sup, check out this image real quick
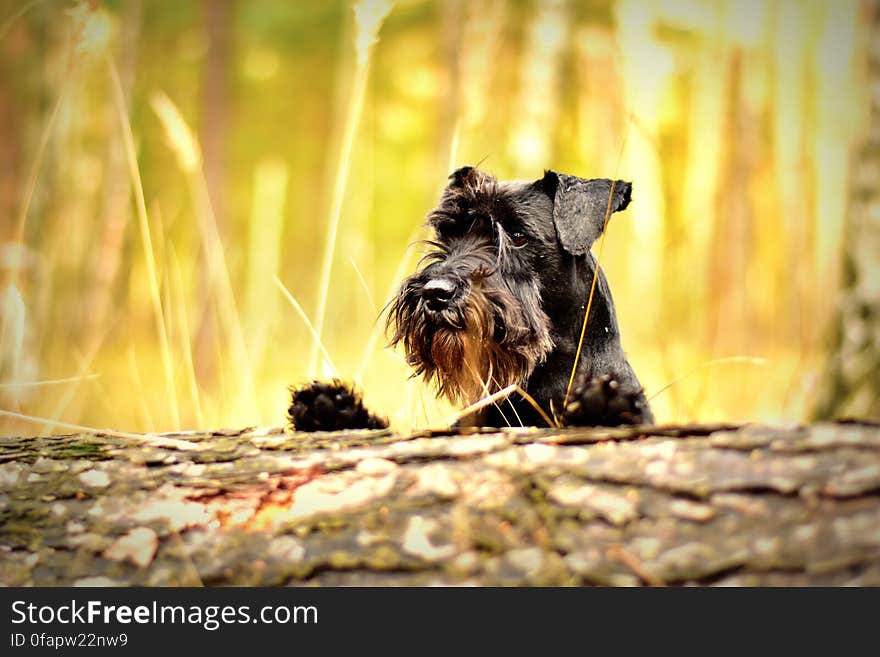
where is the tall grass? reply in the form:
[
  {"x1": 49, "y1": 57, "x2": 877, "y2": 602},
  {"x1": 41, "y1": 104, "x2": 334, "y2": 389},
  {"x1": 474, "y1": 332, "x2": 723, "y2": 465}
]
[
  {"x1": 0, "y1": 0, "x2": 869, "y2": 436},
  {"x1": 150, "y1": 90, "x2": 259, "y2": 425},
  {"x1": 308, "y1": 0, "x2": 394, "y2": 379},
  {"x1": 109, "y1": 57, "x2": 180, "y2": 429}
]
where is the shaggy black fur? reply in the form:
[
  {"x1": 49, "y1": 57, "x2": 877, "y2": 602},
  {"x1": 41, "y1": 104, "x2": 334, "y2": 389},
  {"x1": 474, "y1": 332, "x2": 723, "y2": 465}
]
[
  {"x1": 388, "y1": 165, "x2": 653, "y2": 428},
  {"x1": 287, "y1": 380, "x2": 388, "y2": 432},
  {"x1": 562, "y1": 374, "x2": 651, "y2": 427},
  {"x1": 289, "y1": 165, "x2": 652, "y2": 432}
]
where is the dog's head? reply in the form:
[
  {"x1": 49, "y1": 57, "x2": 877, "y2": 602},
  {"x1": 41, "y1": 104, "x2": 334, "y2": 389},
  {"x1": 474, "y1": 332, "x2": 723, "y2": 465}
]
[{"x1": 387, "y1": 165, "x2": 632, "y2": 405}]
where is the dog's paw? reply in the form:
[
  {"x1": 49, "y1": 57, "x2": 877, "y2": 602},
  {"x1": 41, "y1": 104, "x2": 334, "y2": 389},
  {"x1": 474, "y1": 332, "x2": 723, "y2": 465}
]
[
  {"x1": 288, "y1": 380, "x2": 389, "y2": 432},
  {"x1": 562, "y1": 374, "x2": 651, "y2": 427}
]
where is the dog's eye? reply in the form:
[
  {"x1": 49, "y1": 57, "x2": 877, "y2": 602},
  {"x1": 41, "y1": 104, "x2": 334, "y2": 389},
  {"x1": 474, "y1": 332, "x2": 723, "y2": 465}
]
[
  {"x1": 510, "y1": 232, "x2": 528, "y2": 247},
  {"x1": 434, "y1": 220, "x2": 461, "y2": 238}
]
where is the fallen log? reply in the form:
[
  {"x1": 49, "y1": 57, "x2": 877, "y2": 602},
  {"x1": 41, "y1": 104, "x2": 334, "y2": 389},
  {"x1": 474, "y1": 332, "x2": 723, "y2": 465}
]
[{"x1": 1, "y1": 421, "x2": 879, "y2": 586}]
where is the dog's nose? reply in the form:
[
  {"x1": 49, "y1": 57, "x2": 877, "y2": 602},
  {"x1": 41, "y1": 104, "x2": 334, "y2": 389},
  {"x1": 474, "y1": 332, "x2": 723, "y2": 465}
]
[{"x1": 422, "y1": 278, "x2": 456, "y2": 311}]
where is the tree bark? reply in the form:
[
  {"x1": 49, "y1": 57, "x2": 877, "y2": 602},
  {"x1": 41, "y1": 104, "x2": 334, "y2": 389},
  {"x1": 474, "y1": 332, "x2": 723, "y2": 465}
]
[
  {"x1": 812, "y1": 0, "x2": 880, "y2": 421},
  {"x1": 1, "y1": 421, "x2": 879, "y2": 586}
]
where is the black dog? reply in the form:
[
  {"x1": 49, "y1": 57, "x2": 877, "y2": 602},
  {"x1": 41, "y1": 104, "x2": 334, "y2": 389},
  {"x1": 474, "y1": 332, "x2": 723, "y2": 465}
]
[
  {"x1": 386, "y1": 166, "x2": 652, "y2": 428},
  {"x1": 289, "y1": 166, "x2": 651, "y2": 431}
]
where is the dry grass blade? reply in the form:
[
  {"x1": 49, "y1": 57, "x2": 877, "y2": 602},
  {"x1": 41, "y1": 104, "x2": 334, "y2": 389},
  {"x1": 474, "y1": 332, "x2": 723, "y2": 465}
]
[
  {"x1": 647, "y1": 356, "x2": 767, "y2": 402},
  {"x1": 513, "y1": 385, "x2": 557, "y2": 428},
  {"x1": 108, "y1": 56, "x2": 180, "y2": 429},
  {"x1": 15, "y1": 89, "x2": 65, "y2": 248},
  {"x1": 350, "y1": 256, "x2": 378, "y2": 316},
  {"x1": 0, "y1": 374, "x2": 99, "y2": 389},
  {"x1": 0, "y1": 285, "x2": 25, "y2": 392},
  {"x1": 0, "y1": 409, "x2": 207, "y2": 451},
  {"x1": 446, "y1": 118, "x2": 461, "y2": 173},
  {"x1": 309, "y1": 0, "x2": 394, "y2": 378},
  {"x1": 273, "y1": 275, "x2": 339, "y2": 379},
  {"x1": 0, "y1": 408, "x2": 152, "y2": 440},
  {"x1": 563, "y1": 119, "x2": 632, "y2": 411},
  {"x1": 149, "y1": 91, "x2": 201, "y2": 172},
  {"x1": 562, "y1": 179, "x2": 618, "y2": 410},
  {"x1": 353, "y1": 0, "x2": 394, "y2": 66},
  {"x1": 355, "y1": 229, "x2": 425, "y2": 384},
  {"x1": 14, "y1": 54, "x2": 72, "y2": 260},
  {"x1": 0, "y1": 0, "x2": 47, "y2": 41},
  {"x1": 169, "y1": 245, "x2": 205, "y2": 427},
  {"x1": 607, "y1": 544, "x2": 665, "y2": 586},
  {"x1": 442, "y1": 384, "x2": 518, "y2": 426},
  {"x1": 127, "y1": 345, "x2": 155, "y2": 432},
  {"x1": 40, "y1": 333, "x2": 109, "y2": 436},
  {"x1": 246, "y1": 159, "x2": 288, "y2": 367},
  {"x1": 442, "y1": 383, "x2": 556, "y2": 428},
  {"x1": 151, "y1": 89, "x2": 259, "y2": 424},
  {"x1": 13, "y1": 2, "x2": 100, "y2": 269}
]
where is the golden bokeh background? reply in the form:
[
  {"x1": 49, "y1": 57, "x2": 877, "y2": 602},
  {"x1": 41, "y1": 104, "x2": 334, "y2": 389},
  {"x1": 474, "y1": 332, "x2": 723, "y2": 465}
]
[{"x1": 0, "y1": 0, "x2": 872, "y2": 435}]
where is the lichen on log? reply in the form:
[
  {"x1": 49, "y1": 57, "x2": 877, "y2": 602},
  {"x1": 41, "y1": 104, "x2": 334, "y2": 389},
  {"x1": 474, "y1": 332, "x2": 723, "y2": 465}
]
[{"x1": 1, "y1": 421, "x2": 879, "y2": 586}]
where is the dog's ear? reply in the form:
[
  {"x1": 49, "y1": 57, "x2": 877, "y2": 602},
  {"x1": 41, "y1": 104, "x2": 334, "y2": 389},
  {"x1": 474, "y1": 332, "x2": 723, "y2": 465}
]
[
  {"x1": 448, "y1": 166, "x2": 478, "y2": 188},
  {"x1": 537, "y1": 170, "x2": 632, "y2": 256}
]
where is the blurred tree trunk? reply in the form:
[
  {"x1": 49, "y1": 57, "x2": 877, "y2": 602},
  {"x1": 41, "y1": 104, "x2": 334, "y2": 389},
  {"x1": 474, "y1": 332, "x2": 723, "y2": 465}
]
[
  {"x1": 200, "y1": 0, "x2": 231, "y2": 229},
  {"x1": 87, "y1": 0, "x2": 142, "y2": 339},
  {"x1": 707, "y1": 50, "x2": 756, "y2": 357},
  {"x1": 438, "y1": 0, "x2": 462, "y2": 172},
  {"x1": 812, "y1": 0, "x2": 880, "y2": 421},
  {"x1": 0, "y1": 23, "x2": 23, "y2": 244},
  {"x1": 194, "y1": 0, "x2": 233, "y2": 381}
]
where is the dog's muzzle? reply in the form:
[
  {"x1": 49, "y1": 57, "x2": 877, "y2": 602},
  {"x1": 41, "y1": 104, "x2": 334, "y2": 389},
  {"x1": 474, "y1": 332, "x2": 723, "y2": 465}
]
[{"x1": 421, "y1": 277, "x2": 457, "y2": 312}]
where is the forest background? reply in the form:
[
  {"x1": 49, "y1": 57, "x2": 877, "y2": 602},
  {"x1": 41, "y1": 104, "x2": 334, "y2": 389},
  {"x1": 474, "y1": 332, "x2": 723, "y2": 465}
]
[{"x1": 0, "y1": 0, "x2": 873, "y2": 436}]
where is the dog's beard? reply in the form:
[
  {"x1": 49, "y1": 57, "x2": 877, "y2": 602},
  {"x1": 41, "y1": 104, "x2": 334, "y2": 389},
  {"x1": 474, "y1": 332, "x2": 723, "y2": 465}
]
[{"x1": 388, "y1": 278, "x2": 553, "y2": 406}]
